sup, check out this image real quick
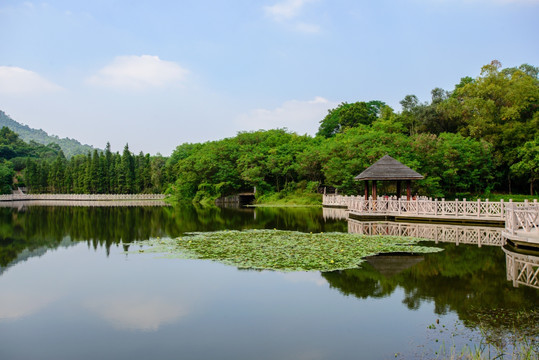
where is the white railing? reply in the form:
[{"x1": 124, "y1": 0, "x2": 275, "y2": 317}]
[
  {"x1": 0, "y1": 193, "x2": 167, "y2": 202},
  {"x1": 504, "y1": 200, "x2": 539, "y2": 235},
  {"x1": 0, "y1": 200, "x2": 168, "y2": 208},
  {"x1": 323, "y1": 194, "x2": 509, "y2": 221}
]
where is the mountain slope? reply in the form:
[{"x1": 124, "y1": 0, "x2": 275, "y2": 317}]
[{"x1": 0, "y1": 110, "x2": 98, "y2": 158}]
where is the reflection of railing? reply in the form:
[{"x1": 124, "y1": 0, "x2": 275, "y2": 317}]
[
  {"x1": 0, "y1": 200, "x2": 169, "y2": 208},
  {"x1": 503, "y1": 247, "x2": 539, "y2": 289},
  {"x1": 348, "y1": 220, "x2": 504, "y2": 247},
  {"x1": 0, "y1": 194, "x2": 167, "y2": 201},
  {"x1": 323, "y1": 195, "x2": 508, "y2": 221},
  {"x1": 322, "y1": 207, "x2": 349, "y2": 220},
  {"x1": 503, "y1": 201, "x2": 539, "y2": 244}
]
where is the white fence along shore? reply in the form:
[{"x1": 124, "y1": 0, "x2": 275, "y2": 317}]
[{"x1": 0, "y1": 193, "x2": 167, "y2": 202}]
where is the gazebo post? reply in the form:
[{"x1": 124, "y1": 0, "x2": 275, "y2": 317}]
[
  {"x1": 372, "y1": 181, "x2": 377, "y2": 200},
  {"x1": 396, "y1": 180, "x2": 401, "y2": 199},
  {"x1": 364, "y1": 181, "x2": 369, "y2": 200},
  {"x1": 406, "y1": 180, "x2": 411, "y2": 201}
]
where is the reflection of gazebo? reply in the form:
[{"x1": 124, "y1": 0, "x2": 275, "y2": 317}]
[{"x1": 354, "y1": 155, "x2": 424, "y2": 201}]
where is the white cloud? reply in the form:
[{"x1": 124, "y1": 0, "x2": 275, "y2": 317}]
[
  {"x1": 0, "y1": 66, "x2": 62, "y2": 95},
  {"x1": 0, "y1": 292, "x2": 58, "y2": 321},
  {"x1": 236, "y1": 96, "x2": 337, "y2": 135},
  {"x1": 264, "y1": 1, "x2": 321, "y2": 33},
  {"x1": 86, "y1": 55, "x2": 189, "y2": 90},
  {"x1": 264, "y1": 0, "x2": 316, "y2": 21},
  {"x1": 85, "y1": 295, "x2": 187, "y2": 331}
]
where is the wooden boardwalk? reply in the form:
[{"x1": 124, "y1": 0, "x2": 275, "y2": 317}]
[
  {"x1": 324, "y1": 195, "x2": 539, "y2": 248},
  {"x1": 324, "y1": 195, "x2": 508, "y2": 222}
]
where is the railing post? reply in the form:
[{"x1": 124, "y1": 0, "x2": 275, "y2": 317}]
[
  {"x1": 477, "y1": 199, "x2": 480, "y2": 218},
  {"x1": 455, "y1": 198, "x2": 459, "y2": 217},
  {"x1": 500, "y1": 199, "x2": 503, "y2": 220},
  {"x1": 434, "y1": 198, "x2": 438, "y2": 216}
]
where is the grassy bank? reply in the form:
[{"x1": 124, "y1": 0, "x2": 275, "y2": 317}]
[{"x1": 254, "y1": 192, "x2": 322, "y2": 206}]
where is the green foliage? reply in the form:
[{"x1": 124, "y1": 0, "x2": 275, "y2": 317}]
[
  {"x1": 23, "y1": 142, "x2": 166, "y2": 194},
  {"x1": 317, "y1": 101, "x2": 386, "y2": 138},
  {"x1": 167, "y1": 129, "x2": 314, "y2": 202},
  {"x1": 511, "y1": 137, "x2": 539, "y2": 195},
  {"x1": 134, "y1": 229, "x2": 442, "y2": 272},
  {"x1": 0, "y1": 161, "x2": 14, "y2": 194}
]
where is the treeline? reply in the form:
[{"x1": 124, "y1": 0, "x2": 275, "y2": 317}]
[
  {"x1": 1, "y1": 60, "x2": 537, "y2": 199},
  {"x1": 24, "y1": 143, "x2": 166, "y2": 194},
  {"x1": 165, "y1": 61, "x2": 538, "y2": 201},
  {"x1": 0, "y1": 126, "x2": 66, "y2": 194},
  {"x1": 0, "y1": 125, "x2": 167, "y2": 195}
]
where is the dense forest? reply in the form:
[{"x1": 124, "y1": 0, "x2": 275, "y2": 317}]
[
  {"x1": 0, "y1": 110, "x2": 97, "y2": 158},
  {"x1": 0, "y1": 61, "x2": 537, "y2": 200},
  {"x1": 164, "y1": 61, "x2": 538, "y2": 201},
  {"x1": 0, "y1": 127, "x2": 166, "y2": 194}
]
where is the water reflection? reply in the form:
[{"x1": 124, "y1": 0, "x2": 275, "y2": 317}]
[
  {"x1": 84, "y1": 294, "x2": 188, "y2": 331},
  {"x1": 0, "y1": 205, "x2": 537, "y2": 359},
  {"x1": 348, "y1": 220, "x2": 504, "y2": 247},
  {"x1": 503, "y1": 246, "x2": 539, "y2": 289},
  {"x1": 0, "y1": 205, "x2": 346, "y2": 275}
]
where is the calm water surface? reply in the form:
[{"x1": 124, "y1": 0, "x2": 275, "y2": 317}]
[{"x1": 0, "y1": 205, "x2": 537, "y2": 360}]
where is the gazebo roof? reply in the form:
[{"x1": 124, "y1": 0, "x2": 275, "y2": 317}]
[{"x1": 354, "y1": 155, "x2": 424, "y2": 181}]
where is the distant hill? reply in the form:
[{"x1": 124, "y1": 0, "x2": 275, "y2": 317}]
[{"x1": 0, "y1": 110, "x2": 98, "y2": 158}]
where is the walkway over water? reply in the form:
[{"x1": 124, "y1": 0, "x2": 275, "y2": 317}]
[{"x1": 324, "y1": 194, "x2": 539, "y2": 248}]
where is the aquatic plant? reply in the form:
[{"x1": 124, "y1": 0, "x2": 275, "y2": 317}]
[{"x1": 133, "y1": 229, "x2": 442, "y2": 272}]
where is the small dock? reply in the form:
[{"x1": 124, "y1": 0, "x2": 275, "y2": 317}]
[{"x1": 324, "y1": 195, "x2": 539, "y2": 248}]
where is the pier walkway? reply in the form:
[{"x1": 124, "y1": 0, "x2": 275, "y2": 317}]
[{"x1": 323, "y1": 194, "x2": 539, "y2": 248}]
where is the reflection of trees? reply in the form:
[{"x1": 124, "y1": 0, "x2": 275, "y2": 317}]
[
  {"x1": 0, "y1": 205, "x2": 346, "y2": 269},
  {"x1": 322, "y1": 243, "x2": 539, "y2": 344}
]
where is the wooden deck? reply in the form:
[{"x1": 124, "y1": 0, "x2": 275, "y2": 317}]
[
  {"x1": 324, "y1": 195, "x2": 539, "y2": 248},
  {"x1": 502, "y1": 202, "x2": 539, "y2": 247}
]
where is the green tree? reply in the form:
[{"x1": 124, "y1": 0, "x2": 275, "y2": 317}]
[
  {"x1": 511, "y1": 138, "x2": 539, "y2": 195},
  {"x1": 317, "y1": 101, "x2": 385, "y2": 138}
]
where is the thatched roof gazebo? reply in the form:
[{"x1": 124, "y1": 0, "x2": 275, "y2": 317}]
[{"x1": 355, "y1": 155, "x2": 424, "y2": 201}]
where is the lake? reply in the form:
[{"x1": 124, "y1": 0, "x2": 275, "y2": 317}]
[{"x1": 0, "y1": 204, "x2": 537, "y2": 360}]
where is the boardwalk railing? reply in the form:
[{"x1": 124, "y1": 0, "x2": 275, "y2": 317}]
[
  {"x1": 323, "y1": 195, "x2": 507, "y2": 221},
  {"x1": 348, "y1": 220, "x2": 504, "y2": 247},
  {"x1": 504, "y1": 200, "x2": 539, "y2": 234},
  {"x1": 0, "y1": 194, "x2": 167, "y2": 202}
]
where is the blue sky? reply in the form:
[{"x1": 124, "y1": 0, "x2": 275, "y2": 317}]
[{"x1": 1, "y1": 0, "x2": 538, "y2": 155}]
